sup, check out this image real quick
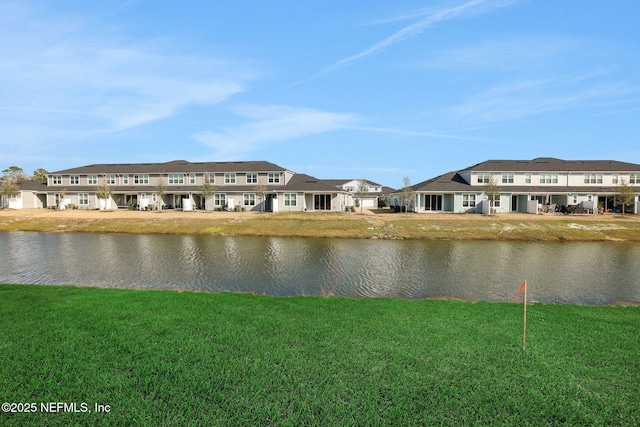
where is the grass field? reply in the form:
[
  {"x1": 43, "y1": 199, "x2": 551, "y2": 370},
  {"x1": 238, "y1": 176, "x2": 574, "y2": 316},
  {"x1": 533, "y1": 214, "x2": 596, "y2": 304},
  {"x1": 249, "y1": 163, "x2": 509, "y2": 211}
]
[{"x1": 1, "y1": 285, "x2": 638, "y2": 426}]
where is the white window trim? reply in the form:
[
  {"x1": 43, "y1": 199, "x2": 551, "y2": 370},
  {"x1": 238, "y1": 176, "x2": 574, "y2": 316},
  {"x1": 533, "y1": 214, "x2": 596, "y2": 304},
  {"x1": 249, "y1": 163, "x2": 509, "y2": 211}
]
[
  {"x1": 501, "y1": 174, "x2": 514, "y2": 184},
  {"x1": 477, "y1": 173, "x2": 490, "y2": 184},
  {"x1": 168, "y1": 174, "x2": 184, "y2": 185},
  {"x1": 284, "y1": 193, "x2": 297, "y2": 207},
  {"x1": 243, "y1": 193, "x2": 256, "y2": 206},
  {"x1": 462, "y1": 194, "x2": 476, "y2": 208},
  {"x1": 268, "y1": 173, "x2": 281, "y2": 184},
  {"x1": 214, "y1": 193, "x2": 226, "y2": 206}
]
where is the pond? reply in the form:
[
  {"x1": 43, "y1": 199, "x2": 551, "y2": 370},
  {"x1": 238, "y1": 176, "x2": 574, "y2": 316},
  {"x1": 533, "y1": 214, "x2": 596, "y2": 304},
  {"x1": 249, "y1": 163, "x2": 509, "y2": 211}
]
[{"x1": 1, "y1": 232, "x2": 639, "y2": 304}]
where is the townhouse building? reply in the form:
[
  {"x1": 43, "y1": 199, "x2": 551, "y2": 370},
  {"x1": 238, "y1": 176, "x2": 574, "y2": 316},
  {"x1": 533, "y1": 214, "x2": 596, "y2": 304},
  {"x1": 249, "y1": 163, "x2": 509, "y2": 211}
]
[
  {"x1": 12, "y1": 160, "x2": 348, "y2": 212},
  {"x1": 392, "y1": 158, "x2": 640, "y2": 214}
]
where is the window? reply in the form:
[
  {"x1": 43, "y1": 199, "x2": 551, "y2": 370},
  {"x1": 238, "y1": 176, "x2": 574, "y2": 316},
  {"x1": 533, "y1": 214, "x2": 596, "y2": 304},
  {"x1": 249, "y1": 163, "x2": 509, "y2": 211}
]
[
  {"x1": 612, "y1": 174, "x2": 619, "y2": 185},
  {"x1": 107, "y1": 175, "x2": 116, "y2": 185},
  {"x1": 243, "y1": 193, "x2": 255, "y2": 206},
  {"x1": 214, "y1": 194, "x2": 226, "y2": 207},
  {"x1": 268, "y1": 173, "x2": 281, "y2": 184},
  {"x1": 501, "y1": 174, "x2": 514, "y2": 184},
  {"x1": 206, "y1": 174, "x2": 215, "y2": 184},
  {"x1": 246, "y1": 173, "x2": 257, "y2": 184},
  {"x1": 88, "y1": 175, "x2": 97, "y2": 185},
  {"x1": 225, "y1": 173, "x2": 236, "y2": 184},
  {"x1": 70, "y1": 175, "x2": 79, "y2": 185},
  {"x1": 630, "y1": 174, "x2": 640, "y2": 184},
  {"x1": 189, "y1": 174, "x2": 196, "y2": 185},
  {"x1": 477, "y1": 173, "x2": 490, "y2": 184},
  {"x1": 462, "y1": 194, "x2": 476, "y2": 208},
  {"x1": 122, "y1": 175, "x2": 129, "y2": 185},
  {"x1": 490, "y1": 195, "x2": 501, "y2": 208},
  {"x1": 540, "y1": 174, "x2": 558, "y2": 184},
  {"x1": 584, "y1": 174, "x2": 603, "y2": 184},
  {"x1": 168, "y1": 174, "x2": 184, "y2": 184},
  {"x1": 78, "y1": 193, "x2": 89, "y2": 206},
  {"x1": 52, "y1": 175, "x2": 62, "y2": 185},
  {"x1": 284, "y1": 193, "x2": 297, "y2": 207},
  {"x1": 525, "y1": 173, "x2": 532, "y2": 184},
  {"x1": 134, "y1": 174, "x2": 149, "y2": 184}
]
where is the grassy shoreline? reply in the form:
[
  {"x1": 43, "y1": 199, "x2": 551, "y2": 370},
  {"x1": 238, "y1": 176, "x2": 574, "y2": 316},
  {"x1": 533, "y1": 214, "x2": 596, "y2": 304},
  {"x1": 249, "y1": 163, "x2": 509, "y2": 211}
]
[
  {"x1": 2, "y1": 209, "x2": 640, "y2": 241},
  {"x1": 1, "y1": 284, "x2": 638, "y2": 426}
]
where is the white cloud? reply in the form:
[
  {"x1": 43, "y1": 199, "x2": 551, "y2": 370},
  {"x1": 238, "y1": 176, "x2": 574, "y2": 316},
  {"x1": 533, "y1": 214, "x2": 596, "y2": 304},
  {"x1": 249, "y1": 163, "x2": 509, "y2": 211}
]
[
  {"x1": 293, "y1": 0, "x2": 520, "y2": 86},
  {"x1": 420, "y1": 36, "x2": 582, "y2": 72},
  {"x1": 0, "y1": 2, "x2": 254, "y2": 147},
  {"x1": 192, "y1": 105, "x2": 359, "y2": 158},
  {"x1": 451, "y1": 72, "x2": 640, "y2": 122}
]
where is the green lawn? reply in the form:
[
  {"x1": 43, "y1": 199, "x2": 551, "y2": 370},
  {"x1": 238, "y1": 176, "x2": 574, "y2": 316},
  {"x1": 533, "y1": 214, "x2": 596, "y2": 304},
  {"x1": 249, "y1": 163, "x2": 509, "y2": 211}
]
[{"x1": 1, "y1": 285, "x2": 638, "y2": 426}]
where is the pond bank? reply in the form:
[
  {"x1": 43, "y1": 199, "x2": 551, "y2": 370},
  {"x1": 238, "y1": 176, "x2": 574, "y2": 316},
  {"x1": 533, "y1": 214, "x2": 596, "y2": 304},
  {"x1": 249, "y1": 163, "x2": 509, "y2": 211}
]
[{"x1": 1, "y1": 208, "x2": 640, "y2": 241}]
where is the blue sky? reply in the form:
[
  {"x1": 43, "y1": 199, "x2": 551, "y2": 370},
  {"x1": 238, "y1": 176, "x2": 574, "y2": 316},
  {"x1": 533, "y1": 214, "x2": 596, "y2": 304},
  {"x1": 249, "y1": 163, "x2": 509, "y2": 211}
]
[{"x1": 1, "y1": 0, "x2": 639, "y2": 188}]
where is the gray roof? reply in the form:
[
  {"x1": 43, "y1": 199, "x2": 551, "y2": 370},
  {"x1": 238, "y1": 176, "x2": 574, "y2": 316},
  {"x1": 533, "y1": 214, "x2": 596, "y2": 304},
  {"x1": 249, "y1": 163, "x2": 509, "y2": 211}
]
[
  {"x1": 463, "y1": 157, "x2": 640, "y2": 173},
  {"x1": 410, "y1": 172, "x2": 470, "y2": 192},
  {"x1": 404, "y1": 157, "x2": 640, "y2": 194},
  {"x1": 50, "y1": 160, "x2": 289, "y2": 175},
  {"x1": 17, "y1": 180, "x2": 48, "y2": 191},
  {"x1": 284, "y1": 174, "x2": 347, "y2": 193}
]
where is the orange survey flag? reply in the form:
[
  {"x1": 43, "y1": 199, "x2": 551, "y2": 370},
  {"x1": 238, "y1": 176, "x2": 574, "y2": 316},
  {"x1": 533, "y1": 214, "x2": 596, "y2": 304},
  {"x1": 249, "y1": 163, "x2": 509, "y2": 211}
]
[{"x1": 513, "y1": 281, "x2": 526, "y2": 302}]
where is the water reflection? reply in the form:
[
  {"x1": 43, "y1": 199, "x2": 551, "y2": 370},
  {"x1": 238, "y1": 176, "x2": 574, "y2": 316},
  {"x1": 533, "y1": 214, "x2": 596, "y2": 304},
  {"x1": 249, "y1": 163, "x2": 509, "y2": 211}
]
[{"x1": 1, "y1": 232, "x2": 639, "y2": 305}]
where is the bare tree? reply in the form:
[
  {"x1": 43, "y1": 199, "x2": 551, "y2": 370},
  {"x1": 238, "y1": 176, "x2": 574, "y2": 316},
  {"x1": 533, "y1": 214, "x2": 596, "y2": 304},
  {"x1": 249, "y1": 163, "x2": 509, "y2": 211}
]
[
  {"x1": 401, "y1": 176, "x2": 412, "y2": 213},
  {"x1": 355, "y1": 180, "x2": 369, "y2": 213},
  {"x1": 200, "y1": 176, "x2": 216, "y2": 210},
  {"x1": 483, "y1": 176, "x2": 501, "y2": 215},
  {"x1": 614, "y1": 179, "x2": 635, "y2": 218},
  {"x1": 155, "y1": 176, "x2": 167, "y2": 210},
  {"x1": 253, "y1": 184, "x2": 268, "y2": 212},
  {"x1": 95, "y1": 180, "x2": 114, "y2": 210}
]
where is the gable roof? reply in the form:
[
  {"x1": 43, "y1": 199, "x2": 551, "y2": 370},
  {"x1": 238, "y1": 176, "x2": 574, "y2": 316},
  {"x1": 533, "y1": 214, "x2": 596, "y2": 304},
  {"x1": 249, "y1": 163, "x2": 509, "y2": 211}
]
[
  {"x1": 50, "y1": 160, "x2": 289, "y2": 175},
  {"x1": 409, "y1": 172, "x2": 471, "y2": 192},
  {"x1": 463, "y1": 157, "x2": 640, "y2": 173},
  {"x1": 284, "y1": 174, "x2": 348, "y2": 192}
]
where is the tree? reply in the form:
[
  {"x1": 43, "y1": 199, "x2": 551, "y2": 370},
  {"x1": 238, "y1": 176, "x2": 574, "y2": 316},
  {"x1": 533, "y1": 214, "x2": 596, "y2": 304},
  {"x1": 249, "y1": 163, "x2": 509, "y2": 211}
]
[
  {"x1": 614, "y1": 179, "x2": 635, "y2": 218},
  {"x1": 253, "y1": 184, "x2": 268, "y2": 212},
  {"x1": 95, "y1": 181, "x2": 114, "y2": 210},
  {"x1": 400, "y1": 176, "x2": 413, "y2": 213},
  {"x1": 484, "y1": 176, "x2": 501, "y2": 215},
  {"x1": 355, "y1": 180, "x2": 369, "y2": 213},
  {"x1": 0, "y1": 179, "x2": 19, "y2": 208},
  {"x1": 32, "y1": 168, "x2": 49, "y2": 181},
  {"x1": 155, "y1": 176, "x2": 167, "y2": 210},
  {"x1": 200, "y1": 176, "x2": 216, "y2": 210},
  {"x1": 2, "y1": 166, "x2": 27, "y2": 182}
]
